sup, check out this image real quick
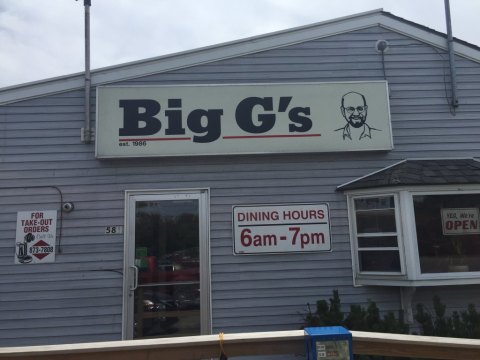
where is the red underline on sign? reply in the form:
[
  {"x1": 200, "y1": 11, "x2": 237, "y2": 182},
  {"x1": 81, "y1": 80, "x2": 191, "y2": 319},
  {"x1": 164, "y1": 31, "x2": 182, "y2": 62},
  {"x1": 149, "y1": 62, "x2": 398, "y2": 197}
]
[
  {"x1": 119, "y1": 137, "x2": 191, "y2": 141},
  {"x1": 223, "y1": 134, "x2": 322, "y2": 139}
]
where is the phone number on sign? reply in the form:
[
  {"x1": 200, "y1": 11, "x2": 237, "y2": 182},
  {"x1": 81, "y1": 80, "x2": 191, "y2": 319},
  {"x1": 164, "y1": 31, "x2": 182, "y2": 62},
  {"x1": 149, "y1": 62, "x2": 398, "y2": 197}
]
[{"x1": 29, "y1": 247, "x2": 54, "y2": 254}]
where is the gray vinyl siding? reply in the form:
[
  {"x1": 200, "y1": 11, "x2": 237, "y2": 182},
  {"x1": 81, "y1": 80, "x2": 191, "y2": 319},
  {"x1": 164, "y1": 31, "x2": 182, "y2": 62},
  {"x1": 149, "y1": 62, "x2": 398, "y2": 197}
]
[{"x1": 1, "y1": 25, "x2": 480, "y2": 346}]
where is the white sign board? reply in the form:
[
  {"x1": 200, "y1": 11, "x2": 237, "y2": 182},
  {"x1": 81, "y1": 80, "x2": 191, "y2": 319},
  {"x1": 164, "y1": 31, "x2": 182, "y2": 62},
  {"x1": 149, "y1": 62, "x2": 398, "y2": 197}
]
[
  {"x1": 233, "y1": 203, "x2": 331, "y2": 254},
  {"x1": 441, "y1": 208, "x2": 480, "y2": 235},
  {"x1": 96, "y1": 81, "x2": 392, "y2": 158},
  {"x1": 15, "y1": 210, "x2": 57, "y2": 264}
]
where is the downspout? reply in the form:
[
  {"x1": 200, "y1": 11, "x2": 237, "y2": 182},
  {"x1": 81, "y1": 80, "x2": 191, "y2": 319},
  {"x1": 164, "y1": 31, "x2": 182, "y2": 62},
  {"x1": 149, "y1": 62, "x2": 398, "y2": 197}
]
[
  {"x1": 444, "y1": 0, "x2": 459, "y2": 112},
  {"x1": 82, "y1": 0, "x2": 92, "y2": 143}
]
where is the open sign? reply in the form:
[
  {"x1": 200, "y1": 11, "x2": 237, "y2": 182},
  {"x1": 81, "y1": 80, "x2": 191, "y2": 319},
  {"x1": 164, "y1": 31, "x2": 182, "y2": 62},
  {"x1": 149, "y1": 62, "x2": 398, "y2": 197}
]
[{"x1": 441, "y1": 208, "x2": 480, "y2": 235}]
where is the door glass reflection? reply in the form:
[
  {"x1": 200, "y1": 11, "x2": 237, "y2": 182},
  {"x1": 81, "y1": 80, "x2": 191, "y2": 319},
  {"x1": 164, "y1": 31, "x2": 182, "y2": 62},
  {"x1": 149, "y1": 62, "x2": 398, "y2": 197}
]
[{"x1": 134, "y1": 200, "x2": 200, "y2": 338}]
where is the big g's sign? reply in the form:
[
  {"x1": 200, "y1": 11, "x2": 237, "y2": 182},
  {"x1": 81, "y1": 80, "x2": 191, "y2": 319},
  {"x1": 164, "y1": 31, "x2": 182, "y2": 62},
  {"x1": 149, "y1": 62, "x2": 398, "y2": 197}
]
[{"x1": 96, "y1": 82, "x2": 392, "y2": 158}]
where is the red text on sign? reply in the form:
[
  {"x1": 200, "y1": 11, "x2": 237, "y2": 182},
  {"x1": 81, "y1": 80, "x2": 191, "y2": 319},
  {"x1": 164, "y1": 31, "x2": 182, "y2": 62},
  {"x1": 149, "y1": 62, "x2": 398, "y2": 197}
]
[
  {"x1": 445, "y1": 220, "x2": 479, "y2": 231},
  {"x1": 240, "y1": 227, "x2": 325, "y2": 249}
]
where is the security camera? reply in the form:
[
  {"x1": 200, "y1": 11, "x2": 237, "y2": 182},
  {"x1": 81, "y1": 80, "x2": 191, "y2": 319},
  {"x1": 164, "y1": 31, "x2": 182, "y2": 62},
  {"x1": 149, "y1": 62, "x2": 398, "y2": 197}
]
[{"x1": 62, "y1": 202, "x2": 74, "y2": 213}]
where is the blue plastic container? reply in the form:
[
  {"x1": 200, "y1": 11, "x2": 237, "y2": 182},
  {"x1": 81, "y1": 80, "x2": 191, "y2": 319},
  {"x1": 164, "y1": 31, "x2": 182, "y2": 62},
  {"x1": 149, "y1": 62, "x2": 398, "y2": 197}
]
[{"x1": 304, "y1": 326, "x2": 353, "y2": 360}]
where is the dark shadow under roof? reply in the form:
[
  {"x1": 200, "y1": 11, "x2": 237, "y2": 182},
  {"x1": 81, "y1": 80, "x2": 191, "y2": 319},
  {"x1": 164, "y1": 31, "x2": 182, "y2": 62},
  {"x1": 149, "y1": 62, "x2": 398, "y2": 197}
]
[{"x1": 337, "y1": 159, "x2": 480, "y2": 191}]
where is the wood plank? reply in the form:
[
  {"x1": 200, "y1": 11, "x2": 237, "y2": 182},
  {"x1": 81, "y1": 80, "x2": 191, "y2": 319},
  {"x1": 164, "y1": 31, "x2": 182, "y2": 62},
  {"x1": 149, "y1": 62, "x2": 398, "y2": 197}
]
[
  {"x1": 2, "y1": 330, "x2": 480, "y2": 360},
  {"x1": 352, "y1": 331, "x2": 480, "y2": 359}
]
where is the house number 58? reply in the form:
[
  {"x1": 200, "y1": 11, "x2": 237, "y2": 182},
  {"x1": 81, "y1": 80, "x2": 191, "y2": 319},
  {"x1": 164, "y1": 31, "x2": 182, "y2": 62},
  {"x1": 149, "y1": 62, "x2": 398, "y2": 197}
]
[{"x1": 105, "y1": 226, "x2": 124, "y2": 234}]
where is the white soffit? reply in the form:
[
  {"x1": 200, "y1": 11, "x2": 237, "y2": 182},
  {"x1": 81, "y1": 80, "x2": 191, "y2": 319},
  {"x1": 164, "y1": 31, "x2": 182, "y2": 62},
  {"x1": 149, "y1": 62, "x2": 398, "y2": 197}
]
[{"x1": 1, "y1": 9, "x2": 480, "y2": 105}]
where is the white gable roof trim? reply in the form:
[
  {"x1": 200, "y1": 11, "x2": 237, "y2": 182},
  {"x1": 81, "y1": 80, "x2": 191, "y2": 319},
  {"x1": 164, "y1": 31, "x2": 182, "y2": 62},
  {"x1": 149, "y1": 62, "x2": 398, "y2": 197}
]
[{"x1": 1, "y1": 9, "x2": 480, "y2": 105}]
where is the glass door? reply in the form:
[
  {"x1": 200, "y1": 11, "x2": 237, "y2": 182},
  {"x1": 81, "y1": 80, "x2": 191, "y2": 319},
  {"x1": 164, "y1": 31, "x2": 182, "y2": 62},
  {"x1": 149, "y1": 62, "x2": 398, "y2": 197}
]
[{"x1": 124, "y1": 190, "x2": 210, "y2": 339}]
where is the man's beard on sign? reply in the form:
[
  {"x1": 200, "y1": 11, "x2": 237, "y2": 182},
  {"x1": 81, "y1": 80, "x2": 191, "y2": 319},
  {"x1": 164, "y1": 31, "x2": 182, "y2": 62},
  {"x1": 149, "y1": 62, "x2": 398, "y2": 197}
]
[{"x1": 348, "y1": 114, "x2": 366, "y2": 128}]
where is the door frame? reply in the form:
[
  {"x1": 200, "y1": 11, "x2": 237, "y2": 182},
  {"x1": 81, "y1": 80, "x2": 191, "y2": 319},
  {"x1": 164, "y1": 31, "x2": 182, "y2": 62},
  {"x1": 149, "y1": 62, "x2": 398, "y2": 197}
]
[{"x1": 122, "y1": 188, "x2": 211, "y2": 340}]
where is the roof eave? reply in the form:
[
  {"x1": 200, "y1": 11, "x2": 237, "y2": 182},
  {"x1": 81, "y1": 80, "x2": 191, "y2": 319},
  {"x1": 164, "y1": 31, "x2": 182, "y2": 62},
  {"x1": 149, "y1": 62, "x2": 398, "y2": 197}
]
[
  {"x1": 337, "y1": 157, "x2": 480, "y2": 192},
  {"x1": 0, "y1": 8, "x2": 385, "y2": 105},
  {"x1": 2, "y1": 8, "x2": 480, "y2": 105}
]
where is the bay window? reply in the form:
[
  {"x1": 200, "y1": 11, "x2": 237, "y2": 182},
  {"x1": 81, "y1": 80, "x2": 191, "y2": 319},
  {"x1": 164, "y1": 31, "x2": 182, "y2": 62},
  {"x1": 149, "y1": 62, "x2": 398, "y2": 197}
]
[{"x1": 347, "y1": 187, "x2": 480, "y2": 286}]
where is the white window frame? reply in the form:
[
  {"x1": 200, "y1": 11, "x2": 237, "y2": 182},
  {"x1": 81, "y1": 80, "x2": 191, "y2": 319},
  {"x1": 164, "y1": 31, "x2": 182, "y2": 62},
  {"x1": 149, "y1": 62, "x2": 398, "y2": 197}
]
[
  {"x1": 346, "y1": 185, "x2": 480, "y2": 287},
  {"x1": 350, "y1": 193, "x2": 405, "y2": 276}
]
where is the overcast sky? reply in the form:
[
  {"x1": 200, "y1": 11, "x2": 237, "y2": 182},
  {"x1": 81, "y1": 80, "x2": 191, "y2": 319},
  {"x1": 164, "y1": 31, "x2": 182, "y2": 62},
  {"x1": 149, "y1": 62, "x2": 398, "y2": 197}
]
[{"x1": 0, "y1": 0, "x2": 479, "y2": 88}]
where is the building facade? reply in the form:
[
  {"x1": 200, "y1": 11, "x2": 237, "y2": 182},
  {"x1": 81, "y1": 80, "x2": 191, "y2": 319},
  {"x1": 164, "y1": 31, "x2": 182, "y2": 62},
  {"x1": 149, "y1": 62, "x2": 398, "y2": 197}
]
[{"x1": 1, "y1": 10, "x2": 480, "y2": 347}]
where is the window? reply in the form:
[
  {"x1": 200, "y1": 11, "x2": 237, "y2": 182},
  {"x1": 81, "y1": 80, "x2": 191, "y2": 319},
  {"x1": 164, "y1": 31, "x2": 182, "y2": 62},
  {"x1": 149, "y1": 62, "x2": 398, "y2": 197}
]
[
  {"x1": 354, "y1": 196, "x2": 401, "y2": 273},
  {"x1": 413, "y1": 194, "x2": 480, "y2": 274},
  {"x1": 347, "y1": 188, "x2": 480, "y2": 286}
]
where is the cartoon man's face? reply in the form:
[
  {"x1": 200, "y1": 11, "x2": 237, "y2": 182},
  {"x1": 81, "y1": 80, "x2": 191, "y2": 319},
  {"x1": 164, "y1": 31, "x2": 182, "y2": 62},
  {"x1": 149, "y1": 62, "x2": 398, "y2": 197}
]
[{"x1": 341, "y1": 92, "x2": 368, "y2": 128}]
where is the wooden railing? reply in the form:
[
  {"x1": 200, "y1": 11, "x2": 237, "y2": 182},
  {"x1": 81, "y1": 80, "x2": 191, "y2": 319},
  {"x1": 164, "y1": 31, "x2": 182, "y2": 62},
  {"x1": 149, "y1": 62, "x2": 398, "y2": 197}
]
[{"x1": 1, "y1": 330, "x2": 480, "y2": 360}]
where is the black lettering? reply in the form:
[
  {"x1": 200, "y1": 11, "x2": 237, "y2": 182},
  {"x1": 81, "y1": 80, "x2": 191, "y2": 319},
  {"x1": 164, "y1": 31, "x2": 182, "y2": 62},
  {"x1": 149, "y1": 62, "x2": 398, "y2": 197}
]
[
  {"x1": 187, "y1": 109, "x2": 223, "y2": 143},
  {"x1": 288, "y1": 107, "x2": 312, "y2": 132},
  {"x1": 235, "y1": 97, "x2": 275, "y2": 133},
  {"x1": 119, "y1": 99, "x2": 161, "y2": 136},
  {"x1": 165, "y1": 99, "x2": 186, "y2": 135}
]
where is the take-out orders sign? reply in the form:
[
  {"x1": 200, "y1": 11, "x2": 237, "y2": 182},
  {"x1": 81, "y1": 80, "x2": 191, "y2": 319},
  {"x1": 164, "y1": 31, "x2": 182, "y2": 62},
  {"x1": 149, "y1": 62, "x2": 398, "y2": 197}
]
[
  {"x1": 233, "y1": 203, "x2": 331, "y2": 254},
  {"x1": 15, "y1": 210, "x2": 57, "y2": 264}
]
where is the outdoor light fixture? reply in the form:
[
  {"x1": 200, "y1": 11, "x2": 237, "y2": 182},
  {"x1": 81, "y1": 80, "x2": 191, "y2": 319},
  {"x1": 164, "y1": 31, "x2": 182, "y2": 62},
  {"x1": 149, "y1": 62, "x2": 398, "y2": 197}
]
[{"x1": 375, "y1": 39, "x2": 390, "y2": 53}]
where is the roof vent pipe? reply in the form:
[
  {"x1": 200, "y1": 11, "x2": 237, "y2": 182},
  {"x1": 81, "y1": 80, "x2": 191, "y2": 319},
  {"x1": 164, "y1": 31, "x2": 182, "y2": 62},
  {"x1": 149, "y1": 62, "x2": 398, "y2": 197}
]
[
  {"x1": 80, "y1": 0, "x2": 92, "y2": 143},
  {"x1": 444, "y1": 0, "x2": 459, "y2": 112}
]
